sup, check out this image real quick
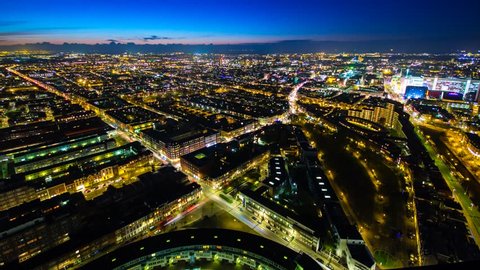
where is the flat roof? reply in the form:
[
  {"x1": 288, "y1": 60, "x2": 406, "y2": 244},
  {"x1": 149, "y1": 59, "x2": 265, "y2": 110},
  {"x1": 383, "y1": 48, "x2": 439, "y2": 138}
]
[
  {"x1": 8, "y1": 167, "x2": 201, "y2": 269},
  {"x1": 347, "y1": 244, "x2": 375, "y2": 267},
  {"x1": 143, "y1": 126, "x2": 216, "y2": 145},
  {"x1": 182, "y1": 142, "x2": 267, "y2": 179},
  {"x1": 240, "y1": 188, "x2": 321, "y2": 237},
  {"x1": 466, "y1": 132, "x2": 480, "y2": 150}
]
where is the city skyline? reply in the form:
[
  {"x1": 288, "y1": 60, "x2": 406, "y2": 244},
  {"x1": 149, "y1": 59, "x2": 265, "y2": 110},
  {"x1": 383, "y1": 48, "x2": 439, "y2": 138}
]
[{"x1": 1, "y1": 0, "x2": 480, "y2": 52}]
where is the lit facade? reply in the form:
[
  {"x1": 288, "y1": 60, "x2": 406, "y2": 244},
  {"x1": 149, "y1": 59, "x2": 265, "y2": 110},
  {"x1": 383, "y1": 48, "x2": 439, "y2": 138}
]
[
  {"x1": 238, "y1": 189, "x2": 321, "y2": 252},
  {"x1": 348, "y1": 102, "x2": 399, "y2": 129}
]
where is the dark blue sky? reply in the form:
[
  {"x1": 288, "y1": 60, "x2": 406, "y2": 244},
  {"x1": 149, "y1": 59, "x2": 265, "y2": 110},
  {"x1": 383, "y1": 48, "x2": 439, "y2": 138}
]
[{"x1": 1, "y1": 0, "x2": 479, "y2": 46}]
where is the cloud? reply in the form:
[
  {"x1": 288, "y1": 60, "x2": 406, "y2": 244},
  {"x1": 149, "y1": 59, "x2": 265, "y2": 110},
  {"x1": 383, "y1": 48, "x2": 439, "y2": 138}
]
[
  {"x1": 0, "y1": 25, "x2": 93, "y2": 38},
  {"x1": 106, "y1": 39, "x2": 119, "y2": 43},
  {"x1": 0, "y1": 31, "x2": 31, "y2": 36},
  {"x1": 0, "y1": 27, "x2": 87, "y2": 37},
  {"x1": 142, "y1": 35, "x2": 175, "y2": 41}
]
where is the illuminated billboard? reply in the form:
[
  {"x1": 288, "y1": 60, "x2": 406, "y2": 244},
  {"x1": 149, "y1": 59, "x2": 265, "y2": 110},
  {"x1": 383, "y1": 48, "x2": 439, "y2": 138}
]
[
  {"x1": 468, "y1": 81, "x2": 480, "y2": 92},
  {"x1": 396, "y1": 76, "x2": 478, "y2": 101},
  {"x1": 404, "y1": 86, "x2": 427, "y2": 99},
  {"x1": 443, "y1": 91, "x2": 464, "y2": 101},
  {"x1": 433, "y1": 79, "x2": 466, "y2": 93},
  {"x1": 466, "y1": 81, "x2": 480, "y2": 102},
  {"x1": 423, "y1": 77, "x2": 435, "y2": 90},
  {"x1": 427, "y1": 91, "x2": 442, "y2": 99}
]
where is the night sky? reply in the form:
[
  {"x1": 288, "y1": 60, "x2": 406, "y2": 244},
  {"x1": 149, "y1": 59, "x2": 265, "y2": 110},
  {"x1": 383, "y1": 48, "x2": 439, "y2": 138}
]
[{"x1": 1, "y1": 0, "x2": 479, "y2": 48}]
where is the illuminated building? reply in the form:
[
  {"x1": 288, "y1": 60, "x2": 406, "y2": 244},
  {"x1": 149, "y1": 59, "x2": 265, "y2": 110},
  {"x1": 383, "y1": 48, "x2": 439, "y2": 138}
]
[
  {"x1": 20, "y1": 141, "x2": 146, "y2": 182},
  {"x1": 13, "y1": 138, "x2": 116, "y2": 174},
  {"x1": 3, "y1": 167, "x2": 202, "y2": 269},
  {"x1": 397, "y1": 75, "x2": 424, "y2": 95},
  {"x1": 81, "y1": 229, "x2": 321, "y2": 270},
  {"x1": 464, "y1": 132, "x2": 480, "y2": 157},
  {"x1": 180, "y1": 142, "x2": 269, "y2": 187},
  {"x1": 0, "y1": 120, "x2": 113, "y2": 180},
  {"x1": 0, "y1": 184, "x2": 37, "y2": 212},
  {"x1": 0, "y1": 149, "x2": 153, "y2": 211},
  {"x1": 105, "y1": 106, "x2": 165, "y2": 133},
  {"x1": 142, "y1": 126, "x2": 218, "y2": 159},
  {"x1": 263, "y1": 156, "x2": 290, "y2": 196},
  {"x1": 0, "y1": 117, "x2": 112, "y2": 154},
  {"x1": 218, "y1": 119, "x2": 258, "y2": 140},
  {"x1": 473, "y1": 104, "x2": 479, "y2": 116},
  {"x1": 0, "y1": 193, "x2": 82, "y2": 265},
  {"x1": 404, "y1": 86, "x2": 428, "y2": 99},
  {"x1": 348, "y1": 101, "x2": 399, "y2": 129},
  {"x1": 184, "y1": 92, "x2": 288, "y2": 123},
  {"x1": 396, "y1": 75, "x2": 480, "y2": 101},
  {"x1": 238, "y1": 188, "x2": 321, "y2": 252},
  {"x1": 9, "y1": 133, "x2": 110, "y2": 164}
]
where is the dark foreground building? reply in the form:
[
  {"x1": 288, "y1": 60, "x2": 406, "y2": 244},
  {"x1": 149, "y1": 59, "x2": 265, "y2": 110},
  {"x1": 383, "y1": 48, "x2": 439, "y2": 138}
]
[{"x1": 82, "y1": 228, "x2": 321, "y2": 270}]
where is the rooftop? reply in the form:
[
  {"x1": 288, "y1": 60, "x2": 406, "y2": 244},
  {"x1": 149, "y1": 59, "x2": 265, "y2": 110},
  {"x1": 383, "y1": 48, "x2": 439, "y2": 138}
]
[{"x1": 81, "y1": 228, "x2": 321, "y2": 270}]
